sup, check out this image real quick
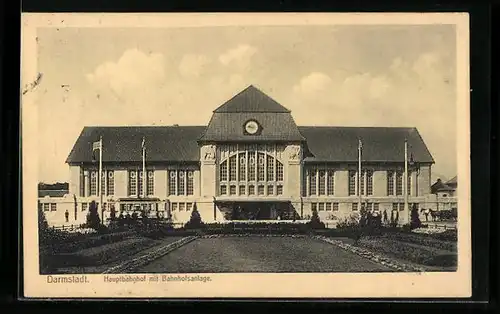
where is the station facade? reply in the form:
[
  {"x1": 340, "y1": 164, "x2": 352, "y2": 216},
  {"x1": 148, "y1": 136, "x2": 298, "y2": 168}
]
[{"x1": 42, "y1": 85, "x2": 436, "y2": 226}]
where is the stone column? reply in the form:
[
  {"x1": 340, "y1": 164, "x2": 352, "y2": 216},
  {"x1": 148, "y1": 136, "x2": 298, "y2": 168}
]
[
  {"x1": 285, "y1": 144, "x2": 302, "y2": 198},
  {"x1": 200, "y1": 144, "x2": 217, "y2": 198}
]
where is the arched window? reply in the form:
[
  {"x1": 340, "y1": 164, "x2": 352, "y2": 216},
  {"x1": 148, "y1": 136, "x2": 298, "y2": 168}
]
[{"x1": 219, "y1": 147, "x2": 284, "y2": 196}]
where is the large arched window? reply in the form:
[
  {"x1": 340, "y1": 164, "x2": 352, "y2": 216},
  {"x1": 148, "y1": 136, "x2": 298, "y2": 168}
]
[{"x1": 219, "y1": 150, "x2": 284, "y2": 196}]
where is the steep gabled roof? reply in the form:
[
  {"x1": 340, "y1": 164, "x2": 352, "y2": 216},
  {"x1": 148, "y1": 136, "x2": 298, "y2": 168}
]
[
  {"x1": 66, "y1": 126, "x2": 434, "y2": 164},
  {"x1": 66, "y1": 126, "x2": 205, "y2": 164},
  {"x1": 299, "y1": 126, "x2": 435, "y2": 163},
  {"x1": 213, "y1": 85, "x2": 291, "y2": 113}
]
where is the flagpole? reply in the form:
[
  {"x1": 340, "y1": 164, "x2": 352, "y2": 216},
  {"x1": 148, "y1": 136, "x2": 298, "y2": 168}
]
[
  {"x1": 358, "y1": 138, "x2": 362, "y2": 210},
  {"x1": 142, "y1": 137, "x2": 146, "y2": 199},
  {"x1": 99, "y1": 136, "x2": 103, "y2": 223},
  {"x1": 404, "y1": 138, "x2": 409, "y2": 221}
]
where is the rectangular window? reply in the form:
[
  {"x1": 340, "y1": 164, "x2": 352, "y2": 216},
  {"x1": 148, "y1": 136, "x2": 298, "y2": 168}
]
[
  {"x1": 220, "y1": 185, "x2": 227, "y2": 195},
  {"x1": 318, "y1": 203, "x2": 325, "y2": 211},
  {"x1": 107, "y1": 171, "x2": 114, "y2": 195},
  {"x1": 276, "y1": 185, "x2": 283, "y2": 195},
  {"x1": 50, "y1": 203, "x2": 57, "y2": 211},
  {"x1": 82, "y1": 203, "x2": 87, "y2": 211},
  {"x1": 407, "y1": 172, "x2": 412, "y2": 196},
  {"x1": 179, "y1": 203, "x2": 185, "y2": 211},
  {"x1": 360, "y1": 171, "x2": 365, "y2": 196},
  {"x1": 90, "y1": 171, "x2": 97, "y2": 195},
  {"x1": 276, "y1": 162, "x2": 284, "y2": 181},
  {"x1": 239, "y1": 185, "x2": 246, "y2": 195},
  {"x1": 311, "y1": 203, "x2": 317, "y2": 211},
  {"x1": 186, "y1": 203, "x2": 192, "y2": 211},
  {"x1": 147, "y1": 170, "x2": 154, "y2": 195},
  {"x1": 220, "y1": 161, "x2": 228, "y2": 181},
  {"x1": 352, "y1": 203, "x2": 358, "y2": 211},
  {"x1": 43, "y1": 203, "x2": 49, "y2": 212},
  {"x1": 229, "y1": 156, "x2": 237, "y2": 181},
  {"x1": 333, "y1": 203, "x2": 339, "y2": 211},
  {"x1": 229, "y1": 185, "x2": 237, "y2": 195},
  {"x1": 128, "y1": 170, "x2": 137, "y2": 195},
  {"x1": 387, "y1": 171, "x2": 394, "y2": 196},
  {"x1": 168, "y1": 171, "x2": 177, "y2": 195},
  {"x1": 267, "y1": 157, "x2": 275, "y2": 181},
  {"x1": 325, "y1": 203, "x2": 332, "y2": 211},
  {"x1": 258, "y1": 185, "x2": 265, "y2": 195},
  {"x1": 318, "y1": 170, "x2": 326, "y2": 195},
  {"x1": 138, "y1": 171, "x2": 144, "y2": 196},
  {"x1": 327, "y1": 170, "x2": 335, "y2": 195},
  {"x1": 80, "y1": 169, "x2": 85, "y2": 196},
  {"x1": 348, "y1": 170, "x2": 356, "y2": 196},
  {"x1": 187, "y1": 171, "x2": 194, "y2": 195},
  {"x1": 399, "y1": 203, "x2": 405, "y2": 211},
  {"x1": 374, "y1": 203, "x2": 379, "y2": 211},
  {"x1": 178, "y1": 171, "x2": 186, "y2": 195},
  {"x1": 392, "y1": 203, "x2": 398, "y2": 211},
  {"x1": 267, "y1": 185, "x2": 274, "y2": 195},
  {"x1": 171, "y1": 203, "x2": 178, "y2": 211},
  {"x1": 310, "y1": 169, "x2": 317, "y2": 195},
  {"x1": 248, "y1": 185, "x2": 255, "y2": 195},
  {"x1": 101, "y1": 172, "x2": 106, "y2": 196},
  {"x1": 396, "y1": 171, "x2": 403, "y2": 195},
  {"x1": 366, "y1": 170, "x2": 373, "y2": 195}
]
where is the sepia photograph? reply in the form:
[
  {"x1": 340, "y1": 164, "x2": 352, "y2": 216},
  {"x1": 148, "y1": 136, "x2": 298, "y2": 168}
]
[{"x1": 21, "y1": 12, "x2": 471, "y2": 298}]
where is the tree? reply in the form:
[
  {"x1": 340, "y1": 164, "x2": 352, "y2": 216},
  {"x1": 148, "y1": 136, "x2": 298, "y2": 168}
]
[
  {"x1": 410, "y1": 203, "x2": 422, "y2": 229},
  {"x1": 86, "y1": 200, "x2": 101, "y2": 230},
  {"x1": 307, "y1": 208, "x2": 325, "y2": 230},
  {"x1": 185, "y1": 203, "x2": 204, "y2": 229}
]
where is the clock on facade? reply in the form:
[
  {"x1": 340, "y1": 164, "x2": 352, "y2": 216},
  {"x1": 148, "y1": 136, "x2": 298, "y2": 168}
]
[{"x1": 244, "y1": 120, "x2": 260, "y2": 135}]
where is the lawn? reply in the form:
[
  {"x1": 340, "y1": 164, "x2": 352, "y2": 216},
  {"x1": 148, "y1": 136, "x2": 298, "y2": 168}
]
[{"x1": 135, "y1": 236, "x2": 395, "y2": 273}]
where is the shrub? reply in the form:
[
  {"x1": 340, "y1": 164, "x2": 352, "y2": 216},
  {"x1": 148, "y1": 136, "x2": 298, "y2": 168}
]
[
  {"x1": 306, "y1": 209, "x2": 325, "y2": 230},
  {"x1": 184, "y1": 203, "x2": 205, "y2": 229},
  {"x1": 86, "y1": 201, "x2": 101, "y2": 230}
]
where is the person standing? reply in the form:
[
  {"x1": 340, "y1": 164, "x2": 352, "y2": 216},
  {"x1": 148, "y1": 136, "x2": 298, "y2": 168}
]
[{"x1": 64, "y1": 209, "x2": 69, "y2": 223}]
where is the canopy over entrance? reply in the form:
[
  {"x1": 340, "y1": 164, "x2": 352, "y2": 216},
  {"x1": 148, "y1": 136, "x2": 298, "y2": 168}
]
[{"x1": 215, "y1": 199, "x2": 299, "y2": 220}]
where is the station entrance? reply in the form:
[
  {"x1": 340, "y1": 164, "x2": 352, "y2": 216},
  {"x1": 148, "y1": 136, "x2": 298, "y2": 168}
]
[{"x1": 216, "y1": 200, "x2": 299, "y2": 221}]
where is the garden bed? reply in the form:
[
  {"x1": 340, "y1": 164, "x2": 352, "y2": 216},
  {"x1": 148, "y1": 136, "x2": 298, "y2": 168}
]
[
  {"x1": 41, "y1": 237, "x2": 158, "y2": 269},
  {"x1": 355, "y1": 236, "x2": 457, "y2": 268},
  {"x1": 380, "y1": 232, "x2": 457, "y2": 251},
  {"x1": 40, "y1": 231, "x2": 136, "y2": 254}
]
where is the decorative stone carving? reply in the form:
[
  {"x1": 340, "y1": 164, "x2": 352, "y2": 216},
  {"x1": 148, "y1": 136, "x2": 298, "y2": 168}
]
[
  {"x1": 203, "y1": 145, "x2": 216, "y2": 161},
  {"x1": 288, "y1": 146, "x2": 301, "y2": 161}
]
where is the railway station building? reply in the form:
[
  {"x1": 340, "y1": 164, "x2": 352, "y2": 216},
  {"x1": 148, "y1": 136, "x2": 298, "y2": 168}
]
[{"x1": 41, "y1": 85, "x2": 436, "y2": 226}]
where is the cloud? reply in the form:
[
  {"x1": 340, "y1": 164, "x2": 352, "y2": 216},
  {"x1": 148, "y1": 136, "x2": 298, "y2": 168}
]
[
  {"x1": 293, "y1": 72, "x2": 333, "y2": 95},
  {"x1": 86, "y1": 48, "x2": 166, "y2": 97},
  {"x1": 178, "y1": 54, "x2": 211, "y2": 78},
  {"x1": 219, "y1": 44, "x2": 258, "y2": 71},
  {"x1": 289, "y1": 52, "x2": 456, "y2": 178}
]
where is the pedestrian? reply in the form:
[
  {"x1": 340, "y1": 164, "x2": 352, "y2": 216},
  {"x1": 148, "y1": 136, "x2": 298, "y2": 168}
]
[{"x1": 64, "y1": 209, "x2": 69, "y2": 223}]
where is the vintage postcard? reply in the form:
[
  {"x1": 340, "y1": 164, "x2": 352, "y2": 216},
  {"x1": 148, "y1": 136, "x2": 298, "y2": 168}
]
[{"x1": 21, "y1": 12, "x2": 471, "y2": 298}]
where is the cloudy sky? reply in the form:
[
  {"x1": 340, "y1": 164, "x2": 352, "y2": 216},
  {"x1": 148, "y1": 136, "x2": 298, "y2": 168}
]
[{"x1": 35, "y1": 24, "x2": 457, "y2": 183}]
